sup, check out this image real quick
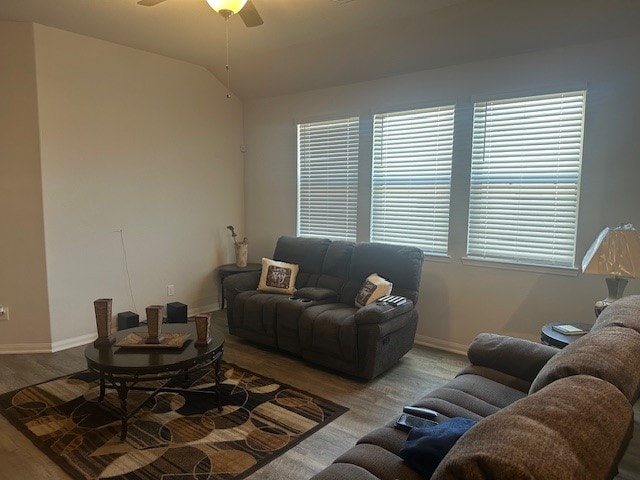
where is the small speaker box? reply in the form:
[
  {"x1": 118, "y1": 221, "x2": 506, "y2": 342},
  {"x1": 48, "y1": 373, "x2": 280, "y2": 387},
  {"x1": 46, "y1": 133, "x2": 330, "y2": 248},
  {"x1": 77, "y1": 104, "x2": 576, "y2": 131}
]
[
  {"x1": 117, "y1": 311, "x2": 140, "y2": 330},
  {"x1": 167, "y1": 302, "x2": 187, "y2": 323}
]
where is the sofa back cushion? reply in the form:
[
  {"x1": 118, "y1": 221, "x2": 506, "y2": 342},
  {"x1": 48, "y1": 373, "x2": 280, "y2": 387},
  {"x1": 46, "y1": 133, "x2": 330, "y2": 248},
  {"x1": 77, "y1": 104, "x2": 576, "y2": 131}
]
[
  {"x1": 591, "y1": 294, "x2": 640, "y2": 334},
  {"x1": 432, "y1": 375, "x2": 633, "y2": 480},
  {"x1": 342, "y1": 242, "x2": 424, "y2": 305},
  {"x1": 529, "y1": 325, "x2": 640, "y2": 402},
  {"x1": 273, "y1": 236, "x2": 331, "y2": 287},
  {"x1": 315, "y1": 240, "x2": 356, "y2": 292}
]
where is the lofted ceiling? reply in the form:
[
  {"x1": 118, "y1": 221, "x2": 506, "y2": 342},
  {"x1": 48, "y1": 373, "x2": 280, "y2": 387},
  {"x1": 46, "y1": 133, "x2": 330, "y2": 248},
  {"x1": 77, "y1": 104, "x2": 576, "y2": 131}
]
[{"x1": 1, "y1": 0, "x2": 639, "y2": 100}]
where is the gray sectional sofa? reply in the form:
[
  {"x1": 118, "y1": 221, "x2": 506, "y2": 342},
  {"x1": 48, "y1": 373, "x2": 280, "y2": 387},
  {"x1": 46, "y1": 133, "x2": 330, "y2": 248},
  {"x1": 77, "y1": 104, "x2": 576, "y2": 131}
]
[
  {"x1": 310, "y1": 295, "x2": 640, "y2": 479},
  {"x1": 223, "y1": 236, "x2": 424, "y2": 379}
]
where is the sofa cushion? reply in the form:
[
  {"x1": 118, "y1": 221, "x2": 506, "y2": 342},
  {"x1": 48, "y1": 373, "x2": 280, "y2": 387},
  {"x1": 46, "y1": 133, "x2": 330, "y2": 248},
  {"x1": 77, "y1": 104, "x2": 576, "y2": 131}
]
[
  {"x1": 592, "y1": 294, "x2": 640, "y2": 334},
  {"x1": 357, "y1": 425, "x2": 409, "y2": 456},
  {"x1": 230, "y1": 290, "x2": 291, "y2": 345},
  {"x1": 332, "y1": 443, "x2": 423, "y2": 480},
  {"x1": 299, "y1": 304, "x2": 359, "y2": 364},
  {"x1": 355, "y1": 273, "x2": 392, "y2": 308},
  {"x1": 529, "y1": 325, "x2": 640, "y2": 402},
  {"x1": 322, "y1": 240, "x2": 355, "y2": 278},
  {"x1": 275, "y1": 296, "x2": 325, "y2": 355},
  {"x1": 273, "y1": 235, "x2": 331, "y2": 274},
  {"x1": 454, "y1": 365, "x2": 532, "y2": 394},
  {"x1": 310, "y1": 463, "x2": 383, "y2": 480},
  {"x1": 432, "y1": 375, "x2": 633, "y2": 480},
  {"x1": 294, "y1": 287, "x2": 339, "y2": 301},
  {"x1": 417, "y1": 373, "x2": 526, "y2": 420},
  {"x1": 258, "y1": 258, "x2": 299, "y2": 294}
]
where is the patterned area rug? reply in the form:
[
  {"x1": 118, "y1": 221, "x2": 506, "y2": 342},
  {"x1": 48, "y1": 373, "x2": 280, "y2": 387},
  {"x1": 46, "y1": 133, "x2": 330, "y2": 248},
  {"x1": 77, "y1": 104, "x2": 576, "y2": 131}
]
[{"x1": 0, "y1": 362, "x2": 347, "y2": 479}]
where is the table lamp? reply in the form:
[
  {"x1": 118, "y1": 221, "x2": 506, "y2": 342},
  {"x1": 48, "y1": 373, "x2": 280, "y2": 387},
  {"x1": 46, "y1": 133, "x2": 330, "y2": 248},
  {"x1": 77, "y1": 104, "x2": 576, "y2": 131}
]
[{"x1": 582, "y1": 224, "x2": 640, "y2": 316}]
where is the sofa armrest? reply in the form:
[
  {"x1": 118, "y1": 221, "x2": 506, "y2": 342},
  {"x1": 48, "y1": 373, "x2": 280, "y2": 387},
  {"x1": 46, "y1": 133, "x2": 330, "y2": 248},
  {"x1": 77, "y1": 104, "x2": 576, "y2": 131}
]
[
  {"x1": 354, "y1": 300, "x2": 414, "y2": 325},
  {"x1": 467, "y1": 333, "x2": 558, "y2": 383},
  {"x1": 223, "y1": 271, "x2": 261, "y2": 295},
  {"x1": 432, "y1": 375, "x2": 633, "y2": 480}
]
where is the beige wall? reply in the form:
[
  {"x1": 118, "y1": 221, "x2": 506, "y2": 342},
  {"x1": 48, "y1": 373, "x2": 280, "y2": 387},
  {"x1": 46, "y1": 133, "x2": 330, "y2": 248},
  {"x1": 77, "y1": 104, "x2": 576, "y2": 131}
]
[
  {"x1": 0, "y1": 22, "x2": 52, "y2": 350},
  {"x1": 32, "y1": 25, "x2": 244, "y2": 346},
  {"x1": 243, "y1": 34, "x2": 640, "y2": 352}
]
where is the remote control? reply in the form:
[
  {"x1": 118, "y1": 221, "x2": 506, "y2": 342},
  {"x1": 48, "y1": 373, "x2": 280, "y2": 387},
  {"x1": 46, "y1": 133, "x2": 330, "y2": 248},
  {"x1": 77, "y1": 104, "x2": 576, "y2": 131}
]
[
  {"x1": 377, "y1": 295, "x2": 407, "y2": 306},
  {"x1": 395, "y1": 413, "x2": 438, "y2": 432},
  {"x1": 402, "y1": 406, "x2": 438, "y2": 419}
]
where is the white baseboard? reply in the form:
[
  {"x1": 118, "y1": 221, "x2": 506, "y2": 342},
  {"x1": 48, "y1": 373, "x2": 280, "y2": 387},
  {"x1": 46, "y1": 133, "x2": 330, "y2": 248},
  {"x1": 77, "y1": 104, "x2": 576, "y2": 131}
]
[
  {"x1": 51, "y1": 333, "x2": 96, "y2": 352},
  {"x1": 0, "y1": 305, "x2": 221, "y2": 355},
  {"x1": 0, "y1": 343, "x2": 54, "y2": 354},
  {"x1": 414, "y1": 334, "x2": 468, "y2": 356},
  {"x1": 0, "y1": 332, "x2": 97, "y2": 354},
  {"x1": 5, "y1": 311, "x2": 468, "y2": 357},
  {"x1": 189, "y1": 303, "x2": 219, "y2": 316}
]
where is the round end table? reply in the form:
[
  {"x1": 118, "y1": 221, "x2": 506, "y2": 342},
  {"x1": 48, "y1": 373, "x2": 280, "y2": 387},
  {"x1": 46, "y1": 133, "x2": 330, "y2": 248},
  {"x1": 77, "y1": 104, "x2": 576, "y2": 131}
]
[{"x1": 540, "y1": 322, "x2": 592, "y2": 349}]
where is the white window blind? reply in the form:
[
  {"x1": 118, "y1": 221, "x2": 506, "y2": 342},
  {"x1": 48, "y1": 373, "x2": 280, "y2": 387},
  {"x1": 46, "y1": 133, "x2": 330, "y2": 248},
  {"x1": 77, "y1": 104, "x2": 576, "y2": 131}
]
[
  {"x1": 371, "y1": 106, "x2": 455, "y2": 254},
  {"x1": 297, "y1": 117, "x2": 359, "y2": 241},
  {"x1": 467, "y1": 91, "x2": 586, "y2": 267}
]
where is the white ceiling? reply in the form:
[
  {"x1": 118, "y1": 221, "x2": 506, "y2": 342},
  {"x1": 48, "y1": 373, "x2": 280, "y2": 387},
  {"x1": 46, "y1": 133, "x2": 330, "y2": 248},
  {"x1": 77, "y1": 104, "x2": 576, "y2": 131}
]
[{"x1": 1, "y1": 0, "x2": 639, "y2": 100}]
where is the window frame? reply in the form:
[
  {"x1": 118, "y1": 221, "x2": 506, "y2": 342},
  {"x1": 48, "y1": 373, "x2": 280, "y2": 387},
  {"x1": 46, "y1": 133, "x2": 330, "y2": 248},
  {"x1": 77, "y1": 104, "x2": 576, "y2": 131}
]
[
  {"x1": 464, "y1": 89, "x2": 587, "y2": 272},
  {"x1": 296, "y1": 115, "x2": 360, "y2": 242},
  {"x1": 370, "y1": 104, "x2": 456, "y2": 256}
]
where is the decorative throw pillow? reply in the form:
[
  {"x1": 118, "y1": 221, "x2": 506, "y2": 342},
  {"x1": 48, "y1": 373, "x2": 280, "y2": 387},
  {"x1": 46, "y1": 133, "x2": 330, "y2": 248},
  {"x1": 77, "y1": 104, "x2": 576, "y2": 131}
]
[
  {"x1": 355, "y1": 273, "x2": 392, "y2": 308},
  {"x1": 257, "y1": 258, "x2": 299, "y2": 294}
]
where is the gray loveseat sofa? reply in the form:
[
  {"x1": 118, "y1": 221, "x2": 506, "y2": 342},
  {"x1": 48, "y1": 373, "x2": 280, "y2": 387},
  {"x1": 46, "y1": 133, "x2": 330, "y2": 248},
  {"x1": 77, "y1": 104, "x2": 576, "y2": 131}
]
[
  {"x1": 312, "y1": 295, "x2": 640, "y2": 479},
  {"x1": 223, "y1": 236, "x2": 424, "y2": 379}
]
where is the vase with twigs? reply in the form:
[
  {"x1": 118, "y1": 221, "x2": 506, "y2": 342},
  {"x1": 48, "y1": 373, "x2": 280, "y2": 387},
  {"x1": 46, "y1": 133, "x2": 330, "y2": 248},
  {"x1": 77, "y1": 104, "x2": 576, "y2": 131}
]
[{"x1": 227, "y1": 225, "x2": 248, "y2": 267}]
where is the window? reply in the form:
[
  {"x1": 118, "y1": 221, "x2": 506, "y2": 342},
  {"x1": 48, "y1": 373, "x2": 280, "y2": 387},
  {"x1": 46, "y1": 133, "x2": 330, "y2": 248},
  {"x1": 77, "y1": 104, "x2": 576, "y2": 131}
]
[
  {"x1": 467, "y1": 91, "x2": 586, "y2": 268},
  {"x1": 297, "y1": 117, "x2": 359, "y2": 241},
  {"x1": 371, "y1": 106, "x2": 455, "y2": 254}
]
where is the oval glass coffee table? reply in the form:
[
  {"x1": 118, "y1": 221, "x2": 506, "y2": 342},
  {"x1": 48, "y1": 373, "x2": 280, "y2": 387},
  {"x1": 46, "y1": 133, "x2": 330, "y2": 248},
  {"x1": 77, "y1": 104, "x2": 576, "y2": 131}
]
[{"x1": 84, "y1": 323, "x2": 224, "y2": 441}]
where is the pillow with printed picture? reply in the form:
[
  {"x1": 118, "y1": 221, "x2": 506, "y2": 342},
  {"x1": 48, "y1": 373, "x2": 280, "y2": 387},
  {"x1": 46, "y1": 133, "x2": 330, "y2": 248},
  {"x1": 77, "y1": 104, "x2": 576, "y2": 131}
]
[
  {"x1": 355, "y1": 273, "x2": 392, "y2": 308},
  {"x1": 257, "y1": 258, "x2": 299, "y2": 295}
]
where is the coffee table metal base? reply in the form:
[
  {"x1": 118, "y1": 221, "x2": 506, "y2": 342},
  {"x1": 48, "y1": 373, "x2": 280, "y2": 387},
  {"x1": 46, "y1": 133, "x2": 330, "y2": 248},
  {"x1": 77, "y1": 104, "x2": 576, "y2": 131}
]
[
  {"x1": 85, "y1": 323, "x2": 226, "y2": 442},
  {"x1": 90, "y1": 350, "x2": 223, "y2": 441}
]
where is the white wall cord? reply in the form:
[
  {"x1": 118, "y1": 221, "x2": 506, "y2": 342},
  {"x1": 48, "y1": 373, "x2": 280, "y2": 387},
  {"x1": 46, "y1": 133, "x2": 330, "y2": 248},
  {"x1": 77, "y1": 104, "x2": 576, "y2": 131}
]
[{"x1": 116, "y1": 228, "x2": 138, "y2": 314}]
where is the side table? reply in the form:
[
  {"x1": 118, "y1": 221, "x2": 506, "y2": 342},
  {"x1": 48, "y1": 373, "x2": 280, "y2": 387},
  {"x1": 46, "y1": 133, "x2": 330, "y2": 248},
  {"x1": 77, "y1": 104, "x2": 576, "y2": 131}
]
[
  {"x1": 540, "y1": 322, "x2": 592, "y2": 348},
  {"x1": 218, "y1": 263, "x2": 261, "y2": 309}
]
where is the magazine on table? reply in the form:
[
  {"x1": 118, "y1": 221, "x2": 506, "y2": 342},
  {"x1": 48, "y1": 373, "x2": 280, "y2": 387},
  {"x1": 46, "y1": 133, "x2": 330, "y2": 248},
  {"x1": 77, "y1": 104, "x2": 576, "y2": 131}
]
[{"x1": 551, "y1": 324, "x2": 589, "y2": 335}]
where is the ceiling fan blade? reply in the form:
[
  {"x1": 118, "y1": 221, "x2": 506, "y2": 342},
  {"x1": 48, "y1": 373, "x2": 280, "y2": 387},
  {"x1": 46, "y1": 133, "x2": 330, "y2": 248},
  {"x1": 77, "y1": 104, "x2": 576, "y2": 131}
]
[
  {"x1": 137, "y1": 0, "x2": 167, "y2": 6},
  {"x1": 239, "y1": 0, "x2": 264, "y2": 27}
]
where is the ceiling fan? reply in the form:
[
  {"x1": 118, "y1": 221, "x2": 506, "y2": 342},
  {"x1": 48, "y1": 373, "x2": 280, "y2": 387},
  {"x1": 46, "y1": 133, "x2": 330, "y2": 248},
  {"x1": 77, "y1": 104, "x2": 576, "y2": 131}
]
[{"x1": 137, "y1": 0, "x2": 264, "y2": 27}]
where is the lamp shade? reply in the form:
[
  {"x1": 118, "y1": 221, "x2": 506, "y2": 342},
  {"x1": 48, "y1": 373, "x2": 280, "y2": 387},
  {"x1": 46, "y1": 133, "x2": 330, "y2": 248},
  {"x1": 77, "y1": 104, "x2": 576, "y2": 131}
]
[
  {"x1": 582, "y1": 224, "x2": 640, "y2": 278},
  {"x1": 205, "y1": 0, "x2": 248, "y2": 15}
]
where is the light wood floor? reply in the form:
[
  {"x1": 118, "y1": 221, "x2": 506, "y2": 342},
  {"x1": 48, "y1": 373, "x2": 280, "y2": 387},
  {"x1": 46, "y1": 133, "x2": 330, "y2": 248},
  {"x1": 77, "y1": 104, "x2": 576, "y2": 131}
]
[{"x1": 0, "y1": 311, "x2": 639, "y2": 479}]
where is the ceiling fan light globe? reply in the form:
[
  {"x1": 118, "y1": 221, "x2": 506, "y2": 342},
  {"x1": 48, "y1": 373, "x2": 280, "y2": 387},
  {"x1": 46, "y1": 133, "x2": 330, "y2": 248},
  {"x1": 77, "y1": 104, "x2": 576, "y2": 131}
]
[{"x1": 205, "y1": 0, "x2": 248, "y2": 16}]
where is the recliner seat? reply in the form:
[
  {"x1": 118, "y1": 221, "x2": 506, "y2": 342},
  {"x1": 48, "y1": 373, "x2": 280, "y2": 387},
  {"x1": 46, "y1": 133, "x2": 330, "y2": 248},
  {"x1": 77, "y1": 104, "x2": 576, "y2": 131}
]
[{"x1": 223, "y1": 236, "x2": 425, "y2": 379}]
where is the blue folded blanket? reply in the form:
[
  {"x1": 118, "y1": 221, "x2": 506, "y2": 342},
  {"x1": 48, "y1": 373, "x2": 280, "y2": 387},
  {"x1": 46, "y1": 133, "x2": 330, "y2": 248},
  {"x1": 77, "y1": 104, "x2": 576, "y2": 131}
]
[{"x1": 399, "y1": 417, "x2": 477, "y2": 477}]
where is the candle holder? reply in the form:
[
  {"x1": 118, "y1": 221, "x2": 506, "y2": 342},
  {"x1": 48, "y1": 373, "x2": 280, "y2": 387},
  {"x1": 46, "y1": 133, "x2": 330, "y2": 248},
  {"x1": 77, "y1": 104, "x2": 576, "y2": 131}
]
[
  {"x1": 195, "y1": 314, "x2": 212, "y2": 346},
  {"x1": 145, "y1": 305, "x2": 165, "y2": 344},
  {"x1": 93, "y1": 298, "x2": 113, "y2": 347}
]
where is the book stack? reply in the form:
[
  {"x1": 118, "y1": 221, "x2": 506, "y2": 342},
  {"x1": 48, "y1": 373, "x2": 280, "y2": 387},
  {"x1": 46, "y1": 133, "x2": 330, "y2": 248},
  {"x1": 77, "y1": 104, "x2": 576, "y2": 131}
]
[{"x1": 551, "y1": 324, "x2": 589, "y2": 335}]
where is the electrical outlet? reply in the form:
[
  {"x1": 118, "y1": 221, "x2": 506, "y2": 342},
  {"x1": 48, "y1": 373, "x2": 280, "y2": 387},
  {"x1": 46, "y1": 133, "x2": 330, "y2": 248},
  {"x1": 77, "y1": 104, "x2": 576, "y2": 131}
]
[
  {"x1": 167, "y1": 285, "x2": 175, "y2": 296},
  {"x1": 0, "y1": 305, "x2": 8, "y2": 321}
]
